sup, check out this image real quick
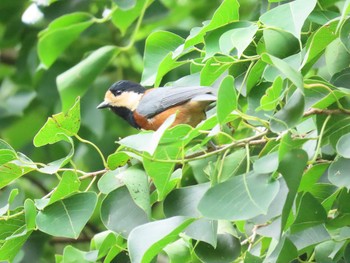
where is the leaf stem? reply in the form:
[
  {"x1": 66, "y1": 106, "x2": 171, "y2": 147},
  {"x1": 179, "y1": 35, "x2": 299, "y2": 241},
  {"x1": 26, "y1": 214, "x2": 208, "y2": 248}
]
[
  {"x1": 74, "y1": 134, "x2": 108, "y2": 167},
  {"x1": 309, "y1": 115, "x2": 331, "y2": 164}
]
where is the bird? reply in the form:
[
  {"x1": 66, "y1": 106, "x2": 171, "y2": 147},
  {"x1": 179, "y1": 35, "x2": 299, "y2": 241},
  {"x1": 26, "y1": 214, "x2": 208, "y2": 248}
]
[{"x1": 97, "y1": 80, "x2": 217, "y2": 131}]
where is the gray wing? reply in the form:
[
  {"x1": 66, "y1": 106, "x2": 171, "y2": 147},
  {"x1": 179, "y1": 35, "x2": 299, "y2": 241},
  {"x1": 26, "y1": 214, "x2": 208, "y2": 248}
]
[{"x1": 136, "y1": 86, "x2": 216, "y2": 118}]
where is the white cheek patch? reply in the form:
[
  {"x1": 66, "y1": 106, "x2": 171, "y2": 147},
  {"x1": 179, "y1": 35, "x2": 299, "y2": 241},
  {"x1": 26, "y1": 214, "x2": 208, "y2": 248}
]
[{"x1": 106, "y1": 91, "x2": 143, "y2": 111}]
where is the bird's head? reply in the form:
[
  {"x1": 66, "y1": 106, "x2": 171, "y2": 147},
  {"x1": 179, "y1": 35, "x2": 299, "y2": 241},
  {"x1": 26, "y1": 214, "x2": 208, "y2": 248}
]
[{"x1": 97, "y1": 80, "x2": 145, "y2": 112}]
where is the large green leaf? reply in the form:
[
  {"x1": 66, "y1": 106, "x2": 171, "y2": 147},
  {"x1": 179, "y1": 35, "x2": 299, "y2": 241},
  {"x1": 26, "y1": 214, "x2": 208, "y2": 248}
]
[
  {"x1": 36, "y1": 192, "x2": 97, "y2": 238},
  {"x1": 259, "y1": 76, "x2": 283, "y2": 111},
  {"x1": 100, "y1": 186, "x2": 149, "y2": 238},
  {"x1": 128, "y1": 216, "x2": 194, "y2": 263},
  {"x1": 57, "y1": 46, "x2": 117, "y2": 111},
  {"x1": 260, "y1": 0, "x2": 317, "y2": 40},
  {"x1": 336, "y1": 133, "x2": 350, "y2": 158},
  {"x1": 198, "y1": 172, "x2": 279, "y2": 220},
  {"x1": 38, "y1": 12, "x2": 94, "y2": 68},
  {"x1": 0, "y1": 163, "x2": 32, "y2": 189}
]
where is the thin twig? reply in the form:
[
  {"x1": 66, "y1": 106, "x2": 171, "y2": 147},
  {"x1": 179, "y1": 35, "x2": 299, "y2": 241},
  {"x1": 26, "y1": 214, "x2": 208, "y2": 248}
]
[{"x1": 304, "y1": 108, "x2": 350, "y2": 117}]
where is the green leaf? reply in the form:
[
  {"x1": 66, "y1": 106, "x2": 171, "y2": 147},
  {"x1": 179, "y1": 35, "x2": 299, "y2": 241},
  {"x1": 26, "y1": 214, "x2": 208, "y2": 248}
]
[
  {"x1": 200, "y1": 57, "x2": 232, "y2": 86},
  {"x1": 265, "y1": 237, "x2": 297, "y2": 263},
  {"x1": 57, "y1": 46, "x2": 117, "y2": 111},
  {"x1": 291, "y1": 192, "x2": 327, "y2": 232},
  {"x1": 328, "y1": 157, "x2": 350, "y2": 189},
  {"x1": 48, "y1": 171, "x2": 81, "y2": 205},
  {"x1": 198, "y1": 172, "x2": 279, "y2": 220},
  {"x1": 325, "y1": 38, "x2": 350, "y2": 76},
  {"x1": 263, "y1": 29, "x2": 299, "y2": 59},
  {"x1": 141, "y1": 31, "x2": 185, "y2": 86},
  {"x1": 0, "y1": 139, "x2": 17, "y2": 166},
  {"x1": 128, "y1": 216, "x2": 195, "y2": 263},
  {"x1": 336, "y1": 134, "x2": 350, "y2": 158},
  {"x1": 24, "y1": 199, "x2": 37, "y2": 231},
  {"x1": 111, "y1": 0, "x2": 150, "y2": 35},
  {"x1": 100, "y1": 186, "x2": 149, "y2": 237},
  {"x1": 194, "y1": 234, "x2": 241, "y2": 263},
  {"x1": 278, "y1": 149, "x2": 308, "y2": 231},
  {"x1": 113, "y1": 0, "x2": 136, "y2": 10},
  {"x1": 299, "y1": 163, "x2": 329, "y2": 192},
  {"x1": 253, "y1": 151, "x2": 279, "y2": 174},
  {"x1": 107, "y1": 152, "x2": 129, "y2": 170},
  {"x1": 259, "y1": 0, "x2": 317, "y2": 40},
  {"x1": 288, "y1": 224, "x2": 330, "y2": 251},
  {"x1": 184, "y1": 0, "x2": 240, "y2": 48},
  {"x1": 262, "y1": 53, "x2": 303, "y2": 91},
  {"x1": 33, "y1": 97, "x2": 80, "y2": 147},
  {"x1": 330, "y1": 67, "x2": 350, "y2": 89},
  {"x1": 217, "y1": 75, "x2": 236, "y2": 124},
  {"x1": 259, "y1": 76, "x2": 283, "y2": 111},
  {"x1": 38, "y1": 12, "x2": 94, "y2": 68},
  {"x1": 270, "y1": 89, "x2": 305, "y2": 133},
  {"x1": 340, "y1": 17, "x2": 350, "y2": 53},
  {"x1": 246, "y1": 60, "x2": 267, "y2": 94},
  {"x1": 164, "y1": 183, "x2": 210, "y2": 217},
  {"x1": 163, "y1": 239, "x2": 192, "y2": 263},
  {"x1": 0, "y1": 163, "x2": 32, "y2": 189},
  {"x1": 219, "y1": 23, "x2": 258, "y2": 57},
  {"x1": 36, "y1": 192, "x2": 97, "y2": 238},
  {"x1": 301, "y1": 20, "x2": 338, "y2": 73},
  {"x1": 62, "y1": 246, "x2": 94, "y2": 263}
]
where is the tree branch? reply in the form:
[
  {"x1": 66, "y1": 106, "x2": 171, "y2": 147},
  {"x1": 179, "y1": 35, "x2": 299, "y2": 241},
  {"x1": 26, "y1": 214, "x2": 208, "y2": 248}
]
[{"x1": 304, "y1": 108, "x2": 350, "y2": 117}]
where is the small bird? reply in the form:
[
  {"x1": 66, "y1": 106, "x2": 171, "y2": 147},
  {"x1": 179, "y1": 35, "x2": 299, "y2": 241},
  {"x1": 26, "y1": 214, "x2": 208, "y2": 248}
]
[{"x1": 97, "y1": 80, "x2": 217, "y2": 130}]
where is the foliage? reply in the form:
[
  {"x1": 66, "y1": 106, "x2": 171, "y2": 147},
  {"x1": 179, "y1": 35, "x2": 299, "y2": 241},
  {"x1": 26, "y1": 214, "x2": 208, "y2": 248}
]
[{"x1": 1, "y1": 0, "x2": 350, "y2": 262}]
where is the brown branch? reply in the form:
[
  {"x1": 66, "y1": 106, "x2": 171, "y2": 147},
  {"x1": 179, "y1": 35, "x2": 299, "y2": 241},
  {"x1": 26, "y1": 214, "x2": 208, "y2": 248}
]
[
  {"x1": 304, "y1": 108, "x2": 350, "y2": 117},
  {"x1": 50, "y1": 236, "x2": 91, "y2": 244}
]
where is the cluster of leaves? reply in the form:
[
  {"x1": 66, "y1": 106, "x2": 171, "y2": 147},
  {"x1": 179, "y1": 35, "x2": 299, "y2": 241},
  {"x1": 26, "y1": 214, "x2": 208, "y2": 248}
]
[{"x1": 2, "y1": 0, "x2": 350, "y2": 262}]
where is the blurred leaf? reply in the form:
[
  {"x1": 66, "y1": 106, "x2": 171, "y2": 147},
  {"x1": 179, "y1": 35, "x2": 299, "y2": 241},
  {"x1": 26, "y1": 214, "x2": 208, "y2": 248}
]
[
  {"x1": 164, "y1": 239, "x2": 192, "y2": 263},
  {"x1": 24, "y1": 199, "x2": 36, "y2": 231},
  {"x1": 270, "y1": 89, "x2": 305, "y2": 133},
  {"x1": 141, "y1": 31, "x2": 185, "y2": 86},
  {"x1": 62, "y1": 246, "x2": 95, "y2": 263},
  {"x1": 330, "y1": 67, "x2": 350, "y2": 89},
  {"x1": 128, "y1": 216, "x2": 194, "y2": 263},
  {"x1": 340, "y1": 17, "x2": 350, "y2": 53},
  {"x1": 217, "y1": 75, "x2": 236, "y2": 124},
  {"x1": 219, "y1": 23, "x2": 258, "y2": 57},
  {"x1": 336, "y1": 133, "x2": 350, "y2": 158},
  {"x1": 113, "y1": 0, "x2": 136, "y2": 10},
  {"x1": 198, "y1": 172, "x2": 279, "y2": 220},
  {"x1": 36, "y1": 192, "x2": 97, "y2": 238},
  {"x1": 112, "y1": 0, "x2": 150, "y2": 35},
  {"x1": 260, "y1": 0, "x2": 317, "y2": 40},
  {"x1": 33, "y1": 97, "x2": 80, "y2": 147},
  {"x1": 328, "y1": 157, "x2": 350, "y2": 189},
  {"x1": 246, "y1": 60, "x2": 267, "y2": 94},
  {"x1": 263, "y1": 29, "x2": 299, "y2": 59},
  {"x1": 38, "y1": 12, "x2": 94, "y2": 68},
  {"x1": 100, "y1": 186, "x2": 149, "y2": 238},
  {"x1": 57, "y1": 46, "x2": 117, "y2": 111},
  {"x1": 184, "y1": 0, "x2": 239, "y2": 48},
  {"x1": 194, "y1": 234, "x2": 241, "y2": 263}
]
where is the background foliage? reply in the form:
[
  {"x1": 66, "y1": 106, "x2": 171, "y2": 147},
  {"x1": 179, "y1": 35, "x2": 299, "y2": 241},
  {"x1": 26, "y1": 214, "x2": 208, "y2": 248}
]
[{"x1": 1, "y1": 0, "x2": 350, "y2": 262}]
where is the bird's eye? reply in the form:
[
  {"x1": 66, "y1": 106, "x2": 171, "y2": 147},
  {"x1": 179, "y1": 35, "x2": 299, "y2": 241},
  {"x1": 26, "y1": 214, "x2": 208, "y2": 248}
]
[{"x1": 113, "y1": 90, "x2": 122, "y2": 96}]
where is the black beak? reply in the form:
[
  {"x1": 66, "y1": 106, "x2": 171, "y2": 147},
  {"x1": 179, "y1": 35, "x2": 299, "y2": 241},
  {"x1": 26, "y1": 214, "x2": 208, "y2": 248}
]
[{"x1": 97, "y1": 101, "x2": 110, "y2": 109}]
